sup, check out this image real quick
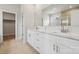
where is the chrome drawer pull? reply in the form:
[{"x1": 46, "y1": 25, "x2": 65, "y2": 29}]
[
  {"x1": 53, "y1": 44, "x2": 55, "y2": 51},
  {"x1": 56, "y1": 45, "x2": 59, "y2": 53}
]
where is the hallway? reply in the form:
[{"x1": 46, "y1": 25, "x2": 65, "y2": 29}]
[{"x1": 0, "y1": 39, "x2": 39, "y2": 54}]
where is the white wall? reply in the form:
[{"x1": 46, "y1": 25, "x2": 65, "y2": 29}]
[
  {"x1": 21, "y1": 4, "x2": 42, "y2": 42},
  {"x1": 40, "y1": 4, "x2": 51, "y2": 10},
  {"x1": 34, "y1": 5, "x2": 42, "y2": 26},
  {"x1": 0, "y1": 4, "x2": 21, "y2": 39},
  {"x1": 70, "y1": 9, "x2": 79, "y2": 34},
  {"x1": 21, "y1": 4, "x2": 35, "y2": 42}
]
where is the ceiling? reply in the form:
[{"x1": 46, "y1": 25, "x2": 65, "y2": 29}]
[{"x1": 40, "y1": 4, "x2": 79, "y2": 14}]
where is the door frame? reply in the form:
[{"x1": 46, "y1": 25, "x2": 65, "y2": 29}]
[{"x1": 0, "y1": 9, "x2": 17, "y2": 42}]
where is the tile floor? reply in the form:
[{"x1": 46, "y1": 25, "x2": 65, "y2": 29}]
[{"x1": 0, "y1": 39, "x2": 39, "y2": 54}]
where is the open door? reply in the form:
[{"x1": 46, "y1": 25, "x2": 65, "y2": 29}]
[{"x1": 3, "y1": 12, "x2": 15, "y2": 41}]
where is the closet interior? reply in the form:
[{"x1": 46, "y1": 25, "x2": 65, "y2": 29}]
[{"x1": 3, "y1": 12, "x2": 15, "y2": 41}]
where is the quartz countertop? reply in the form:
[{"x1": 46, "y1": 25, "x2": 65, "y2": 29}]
[{"x1": 28, "y1": 27, "x2": 79, "y2": 41}]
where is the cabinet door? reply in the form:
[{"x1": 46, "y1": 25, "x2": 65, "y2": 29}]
[
  {"x1": 49, "y1": 40, "x2": 57, "y2": 54},
  {"x1": 58, "y1": 37, "x2": 79, "y2": 54},
  {"x1": 40, "y1": 34, "x2": 57, "y2": 54},
  {"x1": 58, "y1": 43, "x2": 74, "y2": 54},
  {"x1": 27, "y1": 30, "x2": 32, "y2": 44},
  {"x1": 27, "y1": 30, "x2": 35, "y2": 46},
  {"x1": 27, "y1": 30, "x2": 41, "y2": 52},
  {"x1": 39, "y1": 33, "x2": 45, "y2": 54},
  {"x1": 49, "y1": 36, "x2": 59, "y2": 54},
  {"x1": 32, "y1": 32, "x2": 40, "y2": 52},
  {"x1": 34, "y1": 37, "x2": 41, "y2": 52},
  {"x1": 42, "y1": 37, "x2": 51, "y2": 54},
  {"x1": 0, "y1": 10, "x2": 3, "y2": 43}
]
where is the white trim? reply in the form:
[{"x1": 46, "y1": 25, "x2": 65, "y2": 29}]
[
  {"x1": 0, "y1": 9, "x2": 17, "y2": 14},
  {"x1": 0, "y1": 9, "x2": 18, "y2": 41},
  {"x1": 3, "y1": 33, "x2": 15, "y2": 36},
  {"x1": 0, "y1": 10, "x2": 3, "y2": 43}
]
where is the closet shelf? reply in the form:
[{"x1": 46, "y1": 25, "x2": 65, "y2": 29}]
[{"x1": 3, "y1": 19, "x2": 15, "y2": 22}]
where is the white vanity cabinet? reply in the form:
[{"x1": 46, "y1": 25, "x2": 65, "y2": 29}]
[
  {"x1": 49, "y1": 35, "x2": 79, "y2": 54},
  {"x1": 49, "y1": 36, "x2": 59, "y2": 54},
  {"x1": 41, "y1": 34, "x2": 74, "y2": 54},
  {"x1": 33, "y1": 32, "x2": 43, "y2": 52},
  {"x1": 27, "y1": 30, "x2": 52, "y2": 53},
  {"x1": 37, "y1": 33, "x2": 58, "y2": 54},
  {"x1": 56, "y1": 37, "x2": 74, "y2": 54},
  {"x1": 40, "y1": 34, "x2": 53, "y2": 54},
  {"x1": 57, "y1": 43, "x2": 73, "y2": 54},
  {"x1": 27, "y1": 30, "x2": 79, "y2": 54},
  {"x1": 58, "y1": 37, "x2": 79, "y2": 54},
  {"x1": 27, "y1": 30, "x2": 42, "y2": 52},
  {"x1": 27, "y1": 30, "x2": 35, "y2": 47},
  {"x1": 44, "y1": 34, "x2": 60, "y2": 54},
  {"x1": 47, "y1": 35, "x2": 79, "y2": 54}
]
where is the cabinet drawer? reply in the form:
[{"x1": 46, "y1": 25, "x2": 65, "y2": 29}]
[
  {"x1": 58, "y1": 37, "x2": 79, "y2": 49},
  {"x1": 58, "y1": 43, "x2": 75, "y2": 54},
  {"x1": 58, "y1": 43, "x2": 79, "y2": 54}
]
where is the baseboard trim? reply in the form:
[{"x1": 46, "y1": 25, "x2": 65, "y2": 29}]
[
  {"x1": 3, "y1": 33, "x2": 15, "y2": 36},
  {"x1": 27, "y1": 41, "x2": 40, "y2": 54},
  {"x1": 0, "y1": 42, "x2": 3, "y2": 47}
]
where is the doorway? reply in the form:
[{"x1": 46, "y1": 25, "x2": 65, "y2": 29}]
[{"x1": 3, "y1": 12, "x2": 16, "y2": 41}]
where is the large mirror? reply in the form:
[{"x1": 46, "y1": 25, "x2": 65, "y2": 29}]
[
  {"x1": 42, "y1": 4, "x2": 79, "y2": 26},
  {"x1": 41, "y1": 4, "x2": 79, "y2": 33}
]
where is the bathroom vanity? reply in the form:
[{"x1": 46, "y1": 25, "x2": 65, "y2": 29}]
[
  {"x1": 27, "y1": 5, "x2": 79, "y2": 54},
  {"x1": 27, "y1": 27, "x2": 79, "y2": 54}
]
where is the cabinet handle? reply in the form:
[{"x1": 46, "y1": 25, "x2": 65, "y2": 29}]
[
  {"x1": 53, "y1": 44, "x2": 55, "y2": 51},
  {"x1": 56, "y1": 45, "x2": 59, "y2": 53},
  {"x1": 58, "y1": 46, "x2": 60, "y2": 53}
]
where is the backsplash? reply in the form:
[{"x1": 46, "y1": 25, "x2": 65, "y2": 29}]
[
  {"x1": 69, "y1": 26, "x2": 79, "y2": 34},
  {"x1": 34, "y1": 26, "x2": 79, "y2": 35}
]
